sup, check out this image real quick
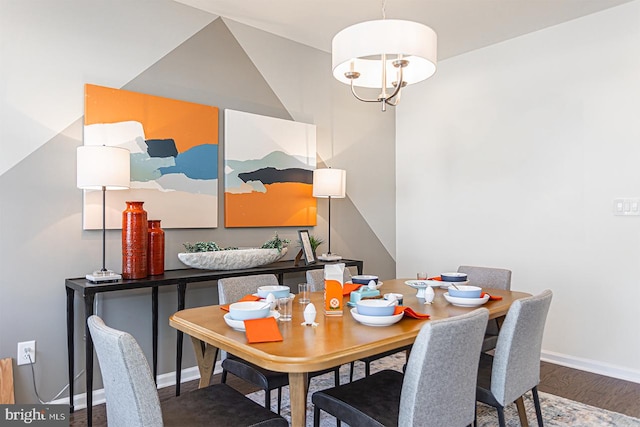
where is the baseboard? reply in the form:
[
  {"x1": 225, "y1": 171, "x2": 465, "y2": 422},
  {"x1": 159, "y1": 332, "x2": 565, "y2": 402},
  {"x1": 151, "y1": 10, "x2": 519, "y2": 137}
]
[
  {"x1": 54, "y1": 361, "x2": 223, "y2": 410},
  {"x1": 541, "y1": 350, "x2": 640, "y2": 384}
]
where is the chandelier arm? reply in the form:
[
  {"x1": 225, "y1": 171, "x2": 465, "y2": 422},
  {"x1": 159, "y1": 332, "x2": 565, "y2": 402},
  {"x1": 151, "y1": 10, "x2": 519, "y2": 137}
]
[
  {"x1": 349, "y1": 79, "x2": 381, "y2": 103},
  {"x1": 384, "y1": 64, "x2": 405, "y2": 104}
]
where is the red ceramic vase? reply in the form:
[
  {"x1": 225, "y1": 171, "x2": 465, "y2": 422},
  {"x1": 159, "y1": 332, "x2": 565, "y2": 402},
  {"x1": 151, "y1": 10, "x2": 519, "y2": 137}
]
[
  {"x1": 147, "y1": 219, "x2": 165, "y2": 276},
  {"x1": 122, "y1": 201, "x2": 148, "y2": 279}
]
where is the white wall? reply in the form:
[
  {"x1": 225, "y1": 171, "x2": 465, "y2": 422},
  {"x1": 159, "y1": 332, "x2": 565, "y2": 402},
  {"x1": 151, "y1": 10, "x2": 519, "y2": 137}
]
[{"x1": 396, "y1": 1, "x2": 640, "y2": 382}]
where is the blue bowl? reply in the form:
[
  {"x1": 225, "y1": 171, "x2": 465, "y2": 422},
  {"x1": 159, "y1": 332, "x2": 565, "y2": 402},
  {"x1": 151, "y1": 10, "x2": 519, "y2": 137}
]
[
  {"x1": 257, "y1": 285, "x2": 290, "y2": 299},
  {"x1": 447, "y1": 285, "x2": 482, "y2": 298},
  {"x1": 356, "y1": 299, "x2": 396, "y2": 316},
  {"x1": 351, "y1": 275, "x2": 379, "y2": 285},
  {"x1": 441, "y1": 272, "x2": 468, "y2": 282}
]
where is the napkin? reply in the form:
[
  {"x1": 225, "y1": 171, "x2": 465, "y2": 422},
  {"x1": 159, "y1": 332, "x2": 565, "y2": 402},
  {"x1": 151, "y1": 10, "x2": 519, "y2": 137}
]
[
  {"x1": 244, "y1": 316, "x2": 283, "y2": 343},
  {"x1": 480, "y1": 292, "x2": 503, "y2": 301},
  {"x1": 394, "y1": 306, "x2": 430, "y2": 319},
  {"x1": 427, "y1": 276, "x2": 442, "y2": 281},
  {"x1": 220, "y1": 294, "x2": 262, "y2": 311},
  {"x1": 342, "y1": 283, "x2": 362, "y2": 296}
]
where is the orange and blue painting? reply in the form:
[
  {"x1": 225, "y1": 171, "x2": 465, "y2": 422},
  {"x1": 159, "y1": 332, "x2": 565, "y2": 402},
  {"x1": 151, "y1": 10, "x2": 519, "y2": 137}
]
[
  {"x1": 224, "y1": 110, "x2": 316, "y2": 227},
  {"x1": 83, "y1": 84, "x2": 218, "y2": 229}
]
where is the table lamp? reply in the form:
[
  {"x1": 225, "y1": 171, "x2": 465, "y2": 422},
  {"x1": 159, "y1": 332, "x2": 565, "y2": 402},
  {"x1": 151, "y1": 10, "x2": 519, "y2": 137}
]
[
  {"x1": 77, "y1": 145, "x2": 130, "y2": 282},
  {"x1": 313, "y1": 168, "x2": 346, "y2": 261}
]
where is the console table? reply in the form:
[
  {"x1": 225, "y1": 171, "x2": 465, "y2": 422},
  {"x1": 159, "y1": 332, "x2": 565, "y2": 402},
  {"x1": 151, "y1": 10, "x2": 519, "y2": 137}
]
[{"x1": 66, "y1": 258, "x2": 363, "y2": 426}]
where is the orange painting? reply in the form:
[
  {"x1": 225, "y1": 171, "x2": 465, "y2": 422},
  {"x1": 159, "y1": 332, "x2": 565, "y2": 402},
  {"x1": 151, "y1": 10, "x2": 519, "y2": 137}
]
[
  {"x1": 224, "y1": 110, "x2": 316, "y2": 227},
  {"x1": 83, "y1": 84, "x2": 219, "y2": 229}
]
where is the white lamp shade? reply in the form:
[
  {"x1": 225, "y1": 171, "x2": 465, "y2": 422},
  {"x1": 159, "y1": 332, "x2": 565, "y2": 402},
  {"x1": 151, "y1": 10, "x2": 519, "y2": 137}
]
[
  {"x1": 332, "y1": 19, "x2": 437, "y2": 88},
  {"x1": 313, "y1": 168, "x2": 346, "y2": 198},
  {"x1": 77, "y1": 145, "x2": 131, "y2": 190}
]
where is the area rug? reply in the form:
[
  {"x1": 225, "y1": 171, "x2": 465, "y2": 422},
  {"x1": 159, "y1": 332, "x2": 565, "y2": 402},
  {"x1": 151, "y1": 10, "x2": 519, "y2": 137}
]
[{"x1": 247, "y1": 353, "x2": 640, "y2": 427}]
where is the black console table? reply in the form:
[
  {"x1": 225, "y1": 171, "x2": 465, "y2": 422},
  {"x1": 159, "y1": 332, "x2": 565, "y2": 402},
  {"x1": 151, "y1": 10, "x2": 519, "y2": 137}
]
[{"x1": 66, "y1": 259, "x2": 363, "y2": 426}]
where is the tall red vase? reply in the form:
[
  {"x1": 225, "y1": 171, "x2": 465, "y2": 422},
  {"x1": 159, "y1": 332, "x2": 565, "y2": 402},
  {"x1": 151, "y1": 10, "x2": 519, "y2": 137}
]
[
  {"x1": 122, "y1": 201, "x2": 148, "y2": 280},
  {"x1": 147, "y1": 219, "x2": 165, "y2": 276}
]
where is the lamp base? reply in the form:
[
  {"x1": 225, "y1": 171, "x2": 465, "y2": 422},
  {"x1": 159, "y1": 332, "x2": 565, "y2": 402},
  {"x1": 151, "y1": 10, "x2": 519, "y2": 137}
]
[
  {"x1": 318, "y1": 253, "x2": 343, "y2": 261},
  {"x1": 86, "y1": 270, "x2": 122, "y2": 283}
]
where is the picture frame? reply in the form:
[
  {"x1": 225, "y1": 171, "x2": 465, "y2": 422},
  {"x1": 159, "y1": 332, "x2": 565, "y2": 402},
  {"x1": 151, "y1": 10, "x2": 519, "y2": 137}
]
[{"x1": 298, "y1": 229, "x2": 316, "y2": 265}]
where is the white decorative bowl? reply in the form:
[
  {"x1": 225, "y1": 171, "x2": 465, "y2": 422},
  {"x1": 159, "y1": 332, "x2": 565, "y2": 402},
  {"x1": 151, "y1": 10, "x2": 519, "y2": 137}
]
[
  {"x1": 229, "y1": 301, "x2": 271, "y2": 321},
  {"x1": 178, "y1": 247, "x2": 288, "y2": 270},
  {"x1": 256, "y1": 285, "x2": 290, "y2": 299}
]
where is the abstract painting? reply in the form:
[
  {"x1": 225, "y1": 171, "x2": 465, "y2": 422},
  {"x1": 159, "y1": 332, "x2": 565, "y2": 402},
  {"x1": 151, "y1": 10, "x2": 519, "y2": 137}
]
[
  {"x1": 83, "y1": 84, "x2": 219, "y2": 229},
  {"x1": 224, "y1": 110, "x2": 316, "y2": 227}
]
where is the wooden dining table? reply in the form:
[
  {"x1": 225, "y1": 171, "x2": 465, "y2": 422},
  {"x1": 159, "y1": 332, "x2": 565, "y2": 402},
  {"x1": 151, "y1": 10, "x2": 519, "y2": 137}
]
[{"x1": 169, "y1": 278, "x2": 531, "y2": 427}]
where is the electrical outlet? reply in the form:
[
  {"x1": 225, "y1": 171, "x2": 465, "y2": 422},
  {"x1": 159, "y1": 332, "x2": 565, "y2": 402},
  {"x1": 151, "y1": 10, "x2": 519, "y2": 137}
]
[{"x1": 17, "y1": 340, "x2": 36, "y2": 366}]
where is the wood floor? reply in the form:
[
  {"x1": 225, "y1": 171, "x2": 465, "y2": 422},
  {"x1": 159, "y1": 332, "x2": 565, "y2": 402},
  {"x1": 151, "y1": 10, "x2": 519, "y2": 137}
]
[{"x1": 69, "y1": 361, "x2": 640, "y2": 426}]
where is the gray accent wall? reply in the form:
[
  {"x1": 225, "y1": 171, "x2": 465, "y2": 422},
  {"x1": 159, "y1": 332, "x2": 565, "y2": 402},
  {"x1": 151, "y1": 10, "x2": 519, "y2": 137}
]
[{"x1": 0, "y1": 8, "x2": 395, "y2": 405}]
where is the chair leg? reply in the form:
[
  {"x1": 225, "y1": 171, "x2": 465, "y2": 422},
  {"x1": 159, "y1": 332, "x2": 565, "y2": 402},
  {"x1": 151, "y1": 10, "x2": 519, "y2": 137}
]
[
  {"x1": 220, "y1": 369, "x2": 228, "y2": 384},
  {"x1": 349, "y1": 361, "x2": 355, "y2": 382},
  {"x1": 277, "y1": 387, "x2": 282, "y2": 414},
  {"x1": 313, "y1": 406, "x2": 321, "y2": 427},
  {"x1": 532, "y1": 386, "x2": 544, "y2": 427},
  {"x1": 334, "y1": 367, "x2": 340, "y2": 387},
  {"x1": 264, "y1": 389, "x2": 270, "y2": 410},
  {"x1": 497, "y1": 407, "x2": 506, "y2": 427},
  {"x1": 365, "y1": 360, "x2": 371, "y2": 377},
  {"x1": 515, "y1": 396, "x2": 528, "y2": 426}
]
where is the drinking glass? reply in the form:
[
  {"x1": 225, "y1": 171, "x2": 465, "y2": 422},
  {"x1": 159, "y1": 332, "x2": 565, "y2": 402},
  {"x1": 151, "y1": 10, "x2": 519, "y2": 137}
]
[
  {"x1": 417, "y1": 272, "x2": 428, "y2": 280},
  {"x1": 278, "y1": 297, "x2": 293, "y2": 321},
  {"x1": 298, "y1": 283, "x2": 311, "y2": 304}
]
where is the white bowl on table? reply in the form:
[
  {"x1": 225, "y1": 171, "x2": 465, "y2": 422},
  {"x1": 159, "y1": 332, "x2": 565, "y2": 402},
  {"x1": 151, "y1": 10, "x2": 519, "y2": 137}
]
[
  {"x1": 447, "y1": 285, "x2": 482, "y2": 298},
  {"x1": 350, "y1": 308, "x2": 403, "y2": 327},
  {"x1": 229, "y1": 301, "x2": 271, "y2": 320},
  {"x1": 256, "y1": 285, "x2": 290, "y2": 299}
]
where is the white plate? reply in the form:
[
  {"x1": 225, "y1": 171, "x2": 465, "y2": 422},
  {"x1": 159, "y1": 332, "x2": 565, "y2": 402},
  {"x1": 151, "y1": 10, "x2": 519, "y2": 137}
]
[
  {"x1": 443, "y1": 292, "x2": 490, "y2": 308},
  {"x1": 405, "y1": 280, "x2": 441, "y2": 289},
  {"x1": 350, "y1": 308, "x2": 403, "y2": 327},
  {"x1": 223, "y1": 311, "x2": 280, "y2": 331},
  {"x1": 347, "y1": 280, "x2": 383, "y2": 290}
]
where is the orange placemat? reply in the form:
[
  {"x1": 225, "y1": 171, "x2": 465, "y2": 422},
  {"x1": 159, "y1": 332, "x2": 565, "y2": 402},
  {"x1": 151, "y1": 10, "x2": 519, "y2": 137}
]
[
  {"x1": 220, "y1": 294, "x2": 262, "y2": 311},
  {"x1": 342, "y1": 283, "x2": 362, "y2": 296},
  {"x1": 481, "y1": 292, "x2": 503, "y2": 301},
  {"x1": 394, "y1": 306, "x2": 430, "y2": 319},
  {"x1": 244, "y1": 317, "x2": 283, "y2": 343}
]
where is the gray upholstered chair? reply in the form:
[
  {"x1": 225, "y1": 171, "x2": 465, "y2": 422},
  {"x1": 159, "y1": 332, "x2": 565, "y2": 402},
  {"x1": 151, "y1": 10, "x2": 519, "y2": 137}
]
[
  {"x1": 312, "y1": 308, "x2": 490, "y2": 427},
  {"x1": 458, "y1": 265, "x2": 512, "y2": 352},
  {"x1": 218, "y1": 274, "x2": 340, "y2": 414},
  {"x1": 475, "y1": 289, "x2": 553, "y2": 427},
  {"x1": 307, "y1": 268, "x2": 410, "y2": 383},
  {"x1": 305, "y1": 268, "x2": 352, "y2": 292},
  {"x1": 87, "y1": 315, "x2": 287, "y2": 427}
]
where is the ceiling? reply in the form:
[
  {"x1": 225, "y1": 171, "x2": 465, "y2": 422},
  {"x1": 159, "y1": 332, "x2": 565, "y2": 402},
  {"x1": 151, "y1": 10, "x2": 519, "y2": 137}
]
[{"x1": 174, "y1": 0, "x2": 634, "y2": 60}]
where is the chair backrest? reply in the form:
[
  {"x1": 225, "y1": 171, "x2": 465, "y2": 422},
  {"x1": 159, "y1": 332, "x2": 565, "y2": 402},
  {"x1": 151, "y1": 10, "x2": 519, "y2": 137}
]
[
  {"x1": 87, "y1": 315, "x2": 163, "y2": 427},
  {"x1": 458, "y1": 265, "x2": 512, "y2": 290},
  {"x1": 217, "y1": 274, "x2": 279, "y2": 304},
  {"x1": 305, "y1": 268, "x2": 352, "y2": 292},
  {"x1": 491, "y1": 289, "x2": 553, "y2": 405},
  {"x1": 399, "y1": 308, "x2": 489, "y2": 427}
]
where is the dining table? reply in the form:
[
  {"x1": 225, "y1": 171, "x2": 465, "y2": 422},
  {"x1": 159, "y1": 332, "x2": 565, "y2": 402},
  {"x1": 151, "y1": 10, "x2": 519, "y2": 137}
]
[{"x1": 169, "y1": 278, "x2": 531, "y2": 427}]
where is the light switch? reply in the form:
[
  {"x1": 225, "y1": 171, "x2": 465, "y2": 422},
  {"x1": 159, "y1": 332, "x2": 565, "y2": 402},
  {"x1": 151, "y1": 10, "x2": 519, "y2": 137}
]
[{"x1": 613, "y1": 198, "x2": 640, "y2": 216}]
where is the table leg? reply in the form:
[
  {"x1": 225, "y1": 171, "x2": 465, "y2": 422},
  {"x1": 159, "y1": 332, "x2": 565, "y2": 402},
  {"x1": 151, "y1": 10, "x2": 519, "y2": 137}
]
[
  {"x1": 152, "y1": 286, "x2": 158, "y2": 384},
  {"x1": 515, "y1": 396, "x2": 529, "y2": 427},
  {"x1": 84, "y1": 293, "x2": 95, "y2": 427},
  {"x1": 176, "y1": 282, "x2": 186, "y2": 396},
  {"x1": 189, "y1": 337, "x2": 217, "y2": 388},
  {"x1": 66, "y1": 287, "x2": 75, "y2": 413},
  {"x1": 288, "y1": 372, "x2": 309, "y2": 427}
]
